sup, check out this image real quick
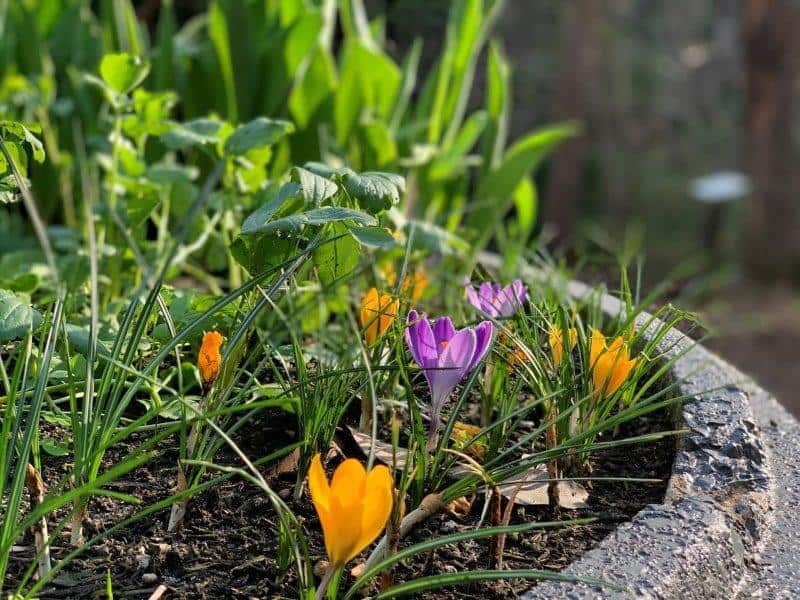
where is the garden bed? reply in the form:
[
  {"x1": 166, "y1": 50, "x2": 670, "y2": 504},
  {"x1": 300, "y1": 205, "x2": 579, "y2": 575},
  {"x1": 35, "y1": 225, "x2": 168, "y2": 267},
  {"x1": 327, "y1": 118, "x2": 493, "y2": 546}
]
[{"x1": 8, "y1": 406, "x2": 674, "y2": 599}]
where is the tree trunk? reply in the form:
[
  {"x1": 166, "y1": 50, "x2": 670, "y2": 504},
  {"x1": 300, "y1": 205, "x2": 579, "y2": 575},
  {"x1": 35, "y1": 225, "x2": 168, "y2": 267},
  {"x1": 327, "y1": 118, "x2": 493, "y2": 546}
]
[{"x1": 742, "y1": 0, "x2": 799, "y2": 280}]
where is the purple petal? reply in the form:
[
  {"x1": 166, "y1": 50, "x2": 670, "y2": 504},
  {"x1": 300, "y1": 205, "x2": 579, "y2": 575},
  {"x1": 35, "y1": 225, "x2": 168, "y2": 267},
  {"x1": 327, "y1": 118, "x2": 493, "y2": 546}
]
[
  {"x1": 432, "y1": 316, "x2": 456, "y2": 346},
  {"x1": 405, "y1": 310, "x2": 438, "y2": 371},
  {"x1": 467, "y1": 321, "x2": 494, "y2": 371},
  {"x1": 429, "y1": 329, "x2": 476, "y2": 416},
  {"x1": 512, "y1": 279, "x2": 528, "y2": 304},
  {"x1": 465, "y1": 285, "x2": 482, "y2": 312}
]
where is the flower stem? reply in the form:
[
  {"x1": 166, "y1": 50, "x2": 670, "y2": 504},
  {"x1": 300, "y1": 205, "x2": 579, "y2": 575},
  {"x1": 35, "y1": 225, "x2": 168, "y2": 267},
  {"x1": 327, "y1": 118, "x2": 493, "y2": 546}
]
[{"x1": 315, "y1": 564, "x2": 339, "y2": 600}]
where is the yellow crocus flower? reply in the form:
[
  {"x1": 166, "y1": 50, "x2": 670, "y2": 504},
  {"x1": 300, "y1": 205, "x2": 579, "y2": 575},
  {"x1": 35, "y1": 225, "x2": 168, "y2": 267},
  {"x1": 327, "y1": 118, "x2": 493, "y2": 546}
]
[
  {"x1": 381, "y1": 265, "x2": 428, "y2": 302},
  {"x1": 548, "y1": 324, "x2": 578, "y2": 366},
  {"x1": 197, "y1": 331, "x2": 223, "y2": 392},
  {"x1": 359, "y1": 288, "x2": 399, "y2": 345},
  {"x1": 589, "y1": 328, "x2": 638, "y2": 399},
  {"x1": 308, "y1": 454, "x2": 393, "y2": 568}
]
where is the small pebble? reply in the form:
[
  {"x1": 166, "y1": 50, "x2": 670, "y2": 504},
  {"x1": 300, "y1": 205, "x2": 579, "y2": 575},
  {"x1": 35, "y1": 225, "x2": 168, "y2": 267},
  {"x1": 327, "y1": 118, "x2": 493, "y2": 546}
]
[
  {"x1": 440, "y1": 519, "x2": 460, "y2": 533},
  {"x1": 278, "y1": 488, "x2": 292, "y2": 500},
  {"x1": 136, "y1": 554, "x2": 150, "y2": 569},
  {"x1": 142, "y1": 573, "x2": 158, "y2": 584}
]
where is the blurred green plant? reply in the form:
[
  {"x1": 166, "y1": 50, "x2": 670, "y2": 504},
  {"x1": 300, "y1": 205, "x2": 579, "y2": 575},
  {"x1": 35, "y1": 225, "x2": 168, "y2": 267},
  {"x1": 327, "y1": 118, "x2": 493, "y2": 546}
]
[{"x1": 0, "y1": 0, "x2": 573, "y2": 259}]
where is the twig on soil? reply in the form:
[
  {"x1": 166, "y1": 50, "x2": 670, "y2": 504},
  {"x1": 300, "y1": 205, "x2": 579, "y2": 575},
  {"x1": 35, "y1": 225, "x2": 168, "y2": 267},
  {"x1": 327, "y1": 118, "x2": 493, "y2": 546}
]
[
  {"x1": 25, "y1": 464, "x2": 52, "y2": 579},
  {"x1": 147, "y1": 584, "x2": 168, "y2": 600},
  {"x1": 361, "y1": 492, "x2": 446, "y2": 575}
]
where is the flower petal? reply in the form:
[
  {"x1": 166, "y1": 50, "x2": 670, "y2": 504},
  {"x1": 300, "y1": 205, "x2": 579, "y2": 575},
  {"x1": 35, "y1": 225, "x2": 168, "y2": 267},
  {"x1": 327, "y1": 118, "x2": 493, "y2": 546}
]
[
  {"x1": 432, "y1": 316, "x2": 456, "y2": 346},
  {"x1": 405, "y1": 310, "x2": 438, "y2": 370},
  {"x1": 429, "y1": 329, "x2": 476, "y2": 416},
  {"x1": 352, "y1": 465, "x2": 394, "y2": 563},
  {"x1": 467, "y1": 321, "x2": 494, "y2": 371},
  {"x1": 330, "y1": 458, "x2": 367, "y2": 510},
  {"x1": 589, "y1": 328, "x2": 605, "y2": 368}
]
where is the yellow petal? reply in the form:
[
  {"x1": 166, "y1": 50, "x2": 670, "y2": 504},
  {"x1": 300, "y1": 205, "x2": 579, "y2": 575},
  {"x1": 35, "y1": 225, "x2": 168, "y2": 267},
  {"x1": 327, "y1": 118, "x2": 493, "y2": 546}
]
[
  {"x1": 548, "y1": 325, "x2": 564, "y2": 365},
  {"x1": 567, "y1": 327, "x2": 578, "y2": 349},
  {"x1": 308, "y1": 454, "x2": 330, "y2": 515},
  {"x1": 352, "y1": 465, "x2": 393, "y2": 563},
  {"x1": 589, "y1": 328, "x2": 605, "y2": 368},
  {"x1": 325, "y1": 494, "x2": 363, "y2": 567},
  {"x1": 330, "y1": 459, "x2": 367, "y2": 509}
]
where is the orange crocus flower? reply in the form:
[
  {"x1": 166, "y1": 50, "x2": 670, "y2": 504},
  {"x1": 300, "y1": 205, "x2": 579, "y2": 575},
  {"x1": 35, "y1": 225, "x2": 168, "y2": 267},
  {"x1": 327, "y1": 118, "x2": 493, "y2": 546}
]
[
  {"x1": 382, "y1": 265, "x2": 428, "y2": 302},
  {"x1": 548, "y1": 324, "x2": 578, "y2": 366},
  {"x1": 359, "y1": 288, "x2": 399, "y2": 345},
  {"x1": 589, "y1": 328, "x2": 638, "y2": 399},
  {"x1": 198, "y1": 331, "x2": 223, "y2": 392},
  {"x1": 308, "y1": 454, "x2": 393, "y2": 568}
]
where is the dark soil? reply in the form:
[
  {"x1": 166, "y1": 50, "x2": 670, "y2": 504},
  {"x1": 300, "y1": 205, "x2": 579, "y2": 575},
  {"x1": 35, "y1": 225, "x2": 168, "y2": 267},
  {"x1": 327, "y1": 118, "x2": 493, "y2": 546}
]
[{"x1": 5, "y1": 405, "x2": 674, "y2": 600}]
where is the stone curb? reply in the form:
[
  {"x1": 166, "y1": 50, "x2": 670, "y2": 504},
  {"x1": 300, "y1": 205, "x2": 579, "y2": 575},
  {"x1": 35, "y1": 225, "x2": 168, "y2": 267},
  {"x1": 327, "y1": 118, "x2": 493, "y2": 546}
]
[{"x1": 480, "y1": 270, "x2": 779, "y2": 599}]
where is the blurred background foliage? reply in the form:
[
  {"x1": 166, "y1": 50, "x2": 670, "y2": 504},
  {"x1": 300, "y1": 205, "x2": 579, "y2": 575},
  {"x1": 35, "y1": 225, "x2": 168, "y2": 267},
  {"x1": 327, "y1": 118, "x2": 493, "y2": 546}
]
[{"x1": 1, "y1": 0, "x2": 798, "y2": 407}]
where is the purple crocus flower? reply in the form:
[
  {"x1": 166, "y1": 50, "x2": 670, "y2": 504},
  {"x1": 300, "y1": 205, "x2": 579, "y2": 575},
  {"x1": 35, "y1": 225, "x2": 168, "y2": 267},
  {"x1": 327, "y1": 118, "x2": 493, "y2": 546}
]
[
  {"x1": 404, "y1": 310, "x2": 493, "y2": 438},
  {"x1": 465, "y1": 279, "x2": 528, "y2": 318}
]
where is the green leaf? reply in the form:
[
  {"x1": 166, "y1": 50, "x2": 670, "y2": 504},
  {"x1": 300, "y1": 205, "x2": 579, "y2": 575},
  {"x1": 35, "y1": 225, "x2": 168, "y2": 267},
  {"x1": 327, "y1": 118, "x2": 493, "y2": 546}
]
[
  {"x1": 360, "y1": 120, "x2": 398, "y2": 168},
  {"x1": 240, "y1": 182, "x2": 304, "y2": 235},
  {"x1": 230, "y1": 234, "x2": 298, "y2": 276},
  {"x1": 99, "y1": 53, "x2": 150, "y2": 95},
  {"x1": 334, "y1": 39, "x2": 401, "y2": 144},
  {"x1": 0, "y1": 289, "x2": 41, "y2": 343},
  {"x1": 289, "y1": 46, "x2": 337, "y2": 129},
  {"x1": 224, "y1": 117, "x2": 295, "y2": 156},
  {"x1": 161, "y1": 118, "x2": 224, "y2": 151},
  {"x1": 243, "y1": 206, "x2": 377, "y2": 236},
  {"x1": 313, "y1": 222, "x2": 359, "y2": 286},
  {"x1": 0, "y1": 120, "x2": 45, "y2": 163},
  {"x1": 476, "y1": 122, "x2": 578, "y2": 203},
  {"x1": 428, "y1": 110, "x2": 487, "y2": 181},
  {"x1": 481, "y1": 40, "x2": 510, "y2": 172},
  {"x1": 208, "y1": 1, "x2": 238, "y2": 121},
  {"x1": 347, "y1": 225, "x2": 397, "y2": 248},
  {"x1": 468, "y1": 122, "x2": 579, "y2": 239},
  {"x1": 290, "y1": 166, "x2": 338, "y2": 206},
  {"x1": 338, "y1": 169, "x2": 405, "y2": 214},
  {"x1": 65, "y1": 324, "x2": 112, "y2": 359},
  {"x1": 513, "y1": 176, "x2": 537, "y2": 240}
]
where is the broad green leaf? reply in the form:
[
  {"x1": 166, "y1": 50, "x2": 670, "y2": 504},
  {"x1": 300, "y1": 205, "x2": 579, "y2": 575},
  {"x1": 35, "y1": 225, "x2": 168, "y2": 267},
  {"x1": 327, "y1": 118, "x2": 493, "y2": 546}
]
[
  {"x1": 428, "y1": 110, "x2": 487, "y2": 181},
  {"x1": 475, "y1": 122, "x2": 578, "y2": 203},
  {"x1": 224, "y1": 117, "x2": 294, "y2": 156},
  {"x1": 244, "y1": 206, "x2": 376, "y2": 236},
  {"x1": 289, "y1": 46, "x2": 337, "y2": 128},
  {"x1": 284, "y1": 12, "x2": 323, "y2": 73},
  {"x1": 334, "y1": 39, "x2": 401, "y2": 144},
  {"x1": 313, "y1": 222, "x2": 359, "y2": 286},
  {"x1": 230, "y1": 234, "x2": 298, "y2": 276},
  {"x1": 0, "y1": 120, "x2": 45, "y2": 163},
  {"x1": 240, "y1": 182, "x2": 304, "y2": 235},
  {"x1": 161, "y1": 118, "x2": 224, "y2": 150},
  {"x1": 347, "y1": 225, "x2": 397, "y2": 248},
  {"x1": 468, "y1": 122, "x2": 579, "y2": 239},
  {"x1": 291, "y1": 166, "x2": 338, "y2": 205},
  {"x1": 513, "y1": 176, "x2": 537, "y2": 240},
  {"x1": 99, "y1": 53, "x2": 150, "y2": 94},
  {"x1": 338, "y1": 169, "x2": 405, "y2": 214},
  {"x1": 208, "y1": 1, "x2": 238, "y2": 121},
  {"x1": 360, "y1": 121, "x2": 398, "y2": 168},
  {"x1": 481, "y1": 40, "x2": 511, "y2": 173},
  {"x1": 64, "y1": 323, "x2": 113, "y2": 359},
  {"x1": 0, "y1": 289, "x2": 41, "y2": 342}
]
